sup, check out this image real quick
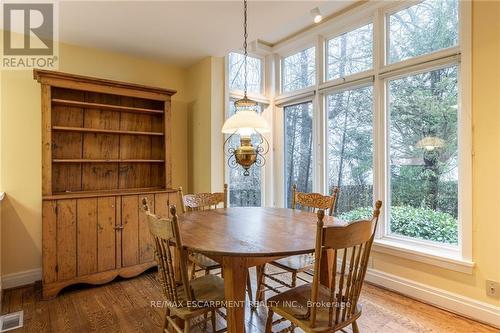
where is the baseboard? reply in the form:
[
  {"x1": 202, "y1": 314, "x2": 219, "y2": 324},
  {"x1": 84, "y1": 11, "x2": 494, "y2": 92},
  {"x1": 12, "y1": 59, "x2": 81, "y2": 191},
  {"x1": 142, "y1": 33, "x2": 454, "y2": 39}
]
[
  {"x1": 2, "y1": 268, "x2": 41, "y2": 290},
  {"x1": 366, "y1": 268, "x2": 500, "y2": 329}
]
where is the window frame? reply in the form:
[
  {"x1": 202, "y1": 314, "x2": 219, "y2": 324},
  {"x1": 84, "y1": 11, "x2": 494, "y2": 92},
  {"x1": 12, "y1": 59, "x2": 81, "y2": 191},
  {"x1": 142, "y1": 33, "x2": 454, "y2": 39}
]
[{"x1": 270, "y1": 0, "x2": 472, "y2": 273}]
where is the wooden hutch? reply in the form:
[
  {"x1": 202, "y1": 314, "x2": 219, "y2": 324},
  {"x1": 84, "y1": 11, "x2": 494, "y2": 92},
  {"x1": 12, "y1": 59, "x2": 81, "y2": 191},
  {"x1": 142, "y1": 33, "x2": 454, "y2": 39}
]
[{"x1": 34, "y1": 70, "x2": 180, "y2": 299}]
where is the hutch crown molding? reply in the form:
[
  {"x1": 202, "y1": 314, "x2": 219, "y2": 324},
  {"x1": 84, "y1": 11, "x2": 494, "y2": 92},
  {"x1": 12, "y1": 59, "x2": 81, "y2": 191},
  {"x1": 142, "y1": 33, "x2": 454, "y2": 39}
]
[{"x1": 34, "y1": 69, "x2": 179, "y2": 299}]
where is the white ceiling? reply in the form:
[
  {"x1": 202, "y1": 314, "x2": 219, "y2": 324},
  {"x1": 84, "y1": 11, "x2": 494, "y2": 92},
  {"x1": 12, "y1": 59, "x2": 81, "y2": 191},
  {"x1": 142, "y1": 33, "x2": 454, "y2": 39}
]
[{"x1": 59, "y1": 1, "x2": 355, "y2": 67}]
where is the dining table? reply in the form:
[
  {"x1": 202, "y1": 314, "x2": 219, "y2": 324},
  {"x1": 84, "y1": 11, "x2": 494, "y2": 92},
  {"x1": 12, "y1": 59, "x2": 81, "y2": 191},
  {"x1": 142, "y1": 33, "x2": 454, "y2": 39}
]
[{"x1": 178, "y1": 206, "x2": 347, "y2": 333}]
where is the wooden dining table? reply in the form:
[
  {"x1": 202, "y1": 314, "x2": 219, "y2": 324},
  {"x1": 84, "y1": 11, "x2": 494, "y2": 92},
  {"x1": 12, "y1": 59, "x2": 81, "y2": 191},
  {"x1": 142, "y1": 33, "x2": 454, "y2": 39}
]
[{"x1": 178, "y1": 207, "x2": 347, "y2": 333}]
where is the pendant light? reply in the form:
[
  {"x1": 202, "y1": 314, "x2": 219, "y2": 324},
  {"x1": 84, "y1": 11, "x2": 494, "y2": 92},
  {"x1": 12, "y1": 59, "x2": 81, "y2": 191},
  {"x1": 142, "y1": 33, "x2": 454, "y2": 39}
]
[{"x1": 222, "y1": 0, "x2": 270, "y2": 176}]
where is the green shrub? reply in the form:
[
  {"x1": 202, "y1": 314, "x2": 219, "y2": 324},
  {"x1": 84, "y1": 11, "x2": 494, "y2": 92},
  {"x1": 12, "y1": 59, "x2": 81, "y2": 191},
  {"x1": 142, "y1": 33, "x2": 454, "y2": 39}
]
[{"x1": 338, "y1": 206, "x2": 458, "y2": 244}]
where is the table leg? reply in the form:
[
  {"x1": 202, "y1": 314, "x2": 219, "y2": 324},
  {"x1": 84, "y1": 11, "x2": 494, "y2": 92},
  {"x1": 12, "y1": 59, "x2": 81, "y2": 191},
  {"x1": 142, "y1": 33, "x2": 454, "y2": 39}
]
[
  {"x1": 320, "y1": 248, "x2": 334, "y2": 287},
  {"x1": 223, "y1": 256, "x2": 247, "y2": 333}
]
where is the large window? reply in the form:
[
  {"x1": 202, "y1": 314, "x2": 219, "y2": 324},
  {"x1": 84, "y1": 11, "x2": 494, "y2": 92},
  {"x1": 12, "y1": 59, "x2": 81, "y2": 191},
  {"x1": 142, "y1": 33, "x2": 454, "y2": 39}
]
[
  {"x1": 388, "y1": 66, "x2": 458, "y2": 244},
  {"x1": 282, "y1": 47, "x2": 316, "y2": 93},
  {"x1": 284, "y1": 102, "x2": 313, "y2": 207},
  {"x1": 226, "y1": 53, "x2": 264, "y2": 207},
  {"x1": 276, "y1": 0, "x2": 470, "y2": 265},
  {"x1": 326, "y1": 86, "x2": 373, "y2": 215}
]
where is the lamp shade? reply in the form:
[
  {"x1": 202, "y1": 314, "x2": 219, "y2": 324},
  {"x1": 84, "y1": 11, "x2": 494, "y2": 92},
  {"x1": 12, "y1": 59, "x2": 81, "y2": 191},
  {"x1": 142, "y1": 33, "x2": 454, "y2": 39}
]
[{"x1": 221, "y1": 110, "x2": 271, "y2": 135}]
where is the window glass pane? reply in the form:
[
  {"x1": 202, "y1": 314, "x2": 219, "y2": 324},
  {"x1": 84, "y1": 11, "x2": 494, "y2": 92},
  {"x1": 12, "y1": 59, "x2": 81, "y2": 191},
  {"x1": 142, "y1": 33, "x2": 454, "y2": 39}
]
[
  {"x1": 228, "y1": 52, "x2": 262, "y2": 93},
  {"x1": 326, "y1": 86, "x2": 373, "y2": 218},
  {"x1": 388, "y1": 66, "x2": 458, "y2": 245},
  {"x1": 282, "y1": 47, "x2": 316, "y2": 93},
  {"x1": 326, "y1": 24, "x2": 373, "y2": 81},
  {"x1": 284, "y1": 102, "x2": 313, "y2": 207},
  {"x1": 388, "y1": 0, "x2": 458, "y2": 64},
  {"x1": 227, "y1": 100, "x2": 262, "y2": 207}
]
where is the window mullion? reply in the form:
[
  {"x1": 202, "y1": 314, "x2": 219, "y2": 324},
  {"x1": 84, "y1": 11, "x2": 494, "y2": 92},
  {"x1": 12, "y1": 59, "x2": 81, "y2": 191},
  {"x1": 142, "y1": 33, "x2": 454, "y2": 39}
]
[{"x1": 373, "y1": 5, "x2": 386, "y2": 239}]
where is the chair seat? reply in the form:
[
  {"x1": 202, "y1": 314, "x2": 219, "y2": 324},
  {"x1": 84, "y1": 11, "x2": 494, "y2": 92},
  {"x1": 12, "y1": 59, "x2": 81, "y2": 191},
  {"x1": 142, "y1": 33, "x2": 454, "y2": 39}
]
[
  {"x1": 267, "y1": 283, "x2": 361, "y2": 332},
  {"x1": 173, "y1": 274, "x2": 225, "y2": 318},
  {"x1": 189, "y1": 252, "x2": 220, "y2": 269},
  {"x1": 271, "y1": 254, "x2": 315, "y2": 272}
]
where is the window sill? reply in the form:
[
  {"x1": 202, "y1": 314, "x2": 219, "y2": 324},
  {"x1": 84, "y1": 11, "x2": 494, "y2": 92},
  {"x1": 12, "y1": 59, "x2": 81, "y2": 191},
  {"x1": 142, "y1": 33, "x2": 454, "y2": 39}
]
[{"x1": 372, "y1": 238, "x2": 475, "y2": 274}]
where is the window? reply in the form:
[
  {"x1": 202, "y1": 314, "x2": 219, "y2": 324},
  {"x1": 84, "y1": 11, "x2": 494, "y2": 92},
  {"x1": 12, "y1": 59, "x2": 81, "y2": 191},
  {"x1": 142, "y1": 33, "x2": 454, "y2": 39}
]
[
  {"x1": 388, "y1": 0, "x2": 459, "y2": 64},
  {"x1": 388, "y1": 66, "x2": 458, "y2": 244},
  {"x1": 227, "y1": 100, "x2": 262, "y2": 207},
  {"x1": 326, "y1": 24, "x2": 373, "y2": 81},
  {"x1": 326, "y1": 86, "x2": 373, "y2": 216},
  {"x1": 282, "y1": 47, "x2": 316, "y2": 93},
  {"x1": 274, "y1": 0, "x2": 470, "y2": 267},
  {"x1": 284, "y1": 102, "x2": 313, "y2": 207},
  {"x1": 228, "y1": 52, "x2": 262, "y2": 93}
]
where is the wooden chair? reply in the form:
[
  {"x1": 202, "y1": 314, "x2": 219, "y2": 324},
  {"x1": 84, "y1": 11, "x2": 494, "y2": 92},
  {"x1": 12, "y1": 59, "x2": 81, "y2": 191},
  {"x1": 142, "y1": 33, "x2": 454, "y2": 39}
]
[
  {"x1": 179, "y1": 185, "x2": 227, "y2": 279},
  {"x1": 257, "y1": 185, "x2": 339, "y2": 300},
  {"x1": 265, "y1": 201, "x2": 382, "y2": 333},
  {"x1": 142, "y1": 198, "x2": 225, "y2": 333},
  {"x1": 179, "y1": 185, "x2": 254, "y2": 305}
]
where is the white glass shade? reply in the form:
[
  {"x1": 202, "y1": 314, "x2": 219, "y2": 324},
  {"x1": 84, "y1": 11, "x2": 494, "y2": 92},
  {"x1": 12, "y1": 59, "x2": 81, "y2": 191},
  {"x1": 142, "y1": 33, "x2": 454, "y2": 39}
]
[{"x1": 221, "y1": 110, "x2": 271, "y2": 135}]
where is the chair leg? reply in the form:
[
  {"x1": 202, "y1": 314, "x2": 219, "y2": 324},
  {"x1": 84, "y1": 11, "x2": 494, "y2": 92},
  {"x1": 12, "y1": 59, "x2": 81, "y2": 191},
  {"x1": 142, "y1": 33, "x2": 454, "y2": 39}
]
[
  {"x1": 291, "y1": 272, "x2": 297, "y2": 288},
  {"x1": 246, "y1": 269, "x2": 254, "y2": 305},
  {"x1": 265, "y1": 309, "x2": 274, "y2": 333},
  {"x1": 184, "y1": 319, "x2": 191, "y2": 333},
  {"x1": 352, "y1": 320, "x2": 360, "y2": 333},
  {"x1": 256, "y1": 264, "x2": 265, "y2": 302},
  {"x1": 211, "y1": 310, "x2": 216, "y2": 332},
  {"x1": 190, "y1": 262, "x2": 196, "y2": 280},
  {"x1": 163, "y1": 309, "x2": 169, "y2": 332}
]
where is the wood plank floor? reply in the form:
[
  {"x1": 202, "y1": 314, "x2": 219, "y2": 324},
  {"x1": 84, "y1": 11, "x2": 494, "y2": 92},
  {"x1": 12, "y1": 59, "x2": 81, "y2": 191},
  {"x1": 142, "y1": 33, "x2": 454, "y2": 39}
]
[{"x1": 1, "y1": 268, "x2": 498, "y2": 333}]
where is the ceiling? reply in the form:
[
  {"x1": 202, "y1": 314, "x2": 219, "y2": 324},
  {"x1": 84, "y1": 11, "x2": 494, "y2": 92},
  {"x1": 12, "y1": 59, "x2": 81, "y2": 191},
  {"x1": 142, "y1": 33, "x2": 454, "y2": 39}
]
[{"x1": 58, "y1": 1, "x2": 356, "y2": 67}]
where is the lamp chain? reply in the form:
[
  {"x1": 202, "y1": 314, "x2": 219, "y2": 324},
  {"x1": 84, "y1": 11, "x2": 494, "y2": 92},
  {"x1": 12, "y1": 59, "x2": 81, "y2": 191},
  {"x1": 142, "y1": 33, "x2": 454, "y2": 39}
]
[{"x1": 243, "y1": 0, "x2": 248, "y2": 98}]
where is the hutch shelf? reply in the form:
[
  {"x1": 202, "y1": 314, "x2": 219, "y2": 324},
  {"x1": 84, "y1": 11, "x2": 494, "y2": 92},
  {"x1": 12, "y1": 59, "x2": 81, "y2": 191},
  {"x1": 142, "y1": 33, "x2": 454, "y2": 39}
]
[{"x1": 34, "y1": 70, "x2": 179, "y2": 299}]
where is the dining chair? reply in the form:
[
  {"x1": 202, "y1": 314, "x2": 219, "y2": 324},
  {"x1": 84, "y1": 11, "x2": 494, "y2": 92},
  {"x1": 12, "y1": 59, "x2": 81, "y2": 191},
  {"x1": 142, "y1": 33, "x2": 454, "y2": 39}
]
[
  {"x1": 142, "y1": 198, "x2": 225, "y2": 333},
  {"x1": 179, "y1": 185, "x2": 254, "y2": 305},
  {"x1": 265, "y1": 201, "x2": 382, "y2": 333},
  {"x1": 179, "y1": 184, "x2": 228, "y2": 280},
  {"x1": 257, "y1": 185, "x2": 339, "y2": 301}
]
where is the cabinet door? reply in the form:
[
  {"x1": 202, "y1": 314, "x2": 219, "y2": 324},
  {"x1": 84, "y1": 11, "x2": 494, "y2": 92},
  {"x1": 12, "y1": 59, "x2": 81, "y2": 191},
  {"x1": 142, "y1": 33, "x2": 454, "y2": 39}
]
[
  {"x1": 139, "y1": 194, "x2": 155, "y2": 263},
  {"x1": 121, "y1": 195, "x2": 139, "y2": 267},
  {"x1": 121, "y1": 194, "x2": 156, "y2": 266},
  {"x1": 42, "y1": 201, "x2": 57, "y2": 284},
  {"x1": 77, "y1": 198, "x2": 98, "y2": 276},
  {"x1": 154, "y1": 191, "x2": 180, "y2": 217},
  {"x1": 97, "y1": 196, "x2": 117, "y2": 271},
  {"x1": 57, "y1": 199, "x2": 77, "y2": 280}
]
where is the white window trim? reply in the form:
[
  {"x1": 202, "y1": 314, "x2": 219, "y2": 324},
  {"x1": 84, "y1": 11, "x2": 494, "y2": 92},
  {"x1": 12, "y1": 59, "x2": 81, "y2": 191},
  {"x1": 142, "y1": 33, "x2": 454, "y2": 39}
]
[{"x1": 269, "y1": 0, "x2": 473, "y2": 274}]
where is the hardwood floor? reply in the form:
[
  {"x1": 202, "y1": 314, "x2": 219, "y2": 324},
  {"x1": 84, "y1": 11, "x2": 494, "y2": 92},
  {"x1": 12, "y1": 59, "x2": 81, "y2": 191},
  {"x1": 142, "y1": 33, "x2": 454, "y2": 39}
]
[{"x1": 1, "y1": 268, "x2": 498, "y2": 333}]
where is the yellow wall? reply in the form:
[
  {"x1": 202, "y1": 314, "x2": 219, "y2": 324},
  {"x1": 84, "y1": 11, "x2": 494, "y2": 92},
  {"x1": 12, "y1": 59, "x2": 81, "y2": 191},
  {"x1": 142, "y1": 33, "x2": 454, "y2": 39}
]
[
  {"x1": 185, "y1": 56, "x2": 225, "y2": 193},
  {"x1": 368, "y1": 0, "x2": 500, "y2": 308},
  {"x1": 0, "y1": 41, "x2": 189, "y2": 276}
]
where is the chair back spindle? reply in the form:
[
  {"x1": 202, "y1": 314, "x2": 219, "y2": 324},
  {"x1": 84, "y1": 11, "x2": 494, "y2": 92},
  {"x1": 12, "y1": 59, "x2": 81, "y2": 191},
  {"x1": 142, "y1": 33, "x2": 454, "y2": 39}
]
[
  {"x1": 309, "y1": 201, "x2": 382, "y2": 329},
  {"x1": 292, "y1": 184, "x2": 339, "y2": 216}
]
